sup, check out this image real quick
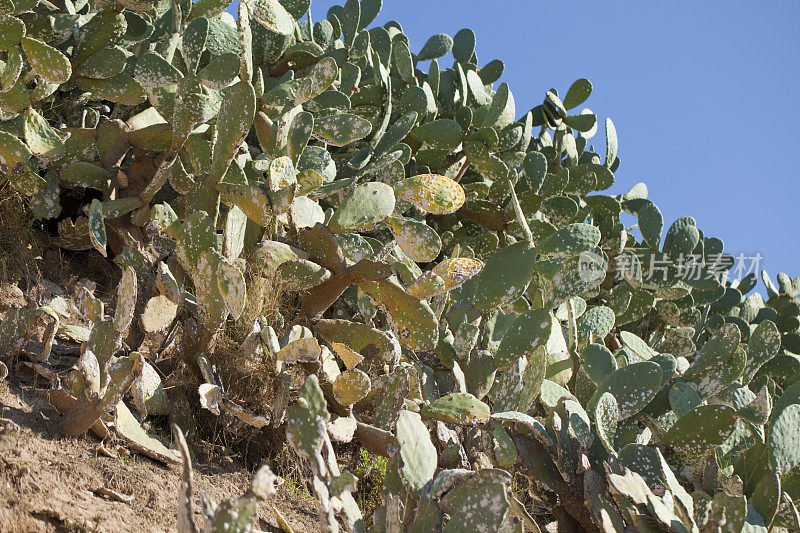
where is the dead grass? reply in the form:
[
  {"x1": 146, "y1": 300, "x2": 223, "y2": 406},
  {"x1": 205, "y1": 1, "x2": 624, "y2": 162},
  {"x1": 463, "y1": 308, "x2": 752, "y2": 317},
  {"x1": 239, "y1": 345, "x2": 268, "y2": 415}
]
[
  {"x1": 204, "y1": 260, "x2": 301, "y2": 457},
  {"x1": 211, "y1": 336, "x2": 278, "y2": 417},
  {"x1": 0, "y1": 184, "x2": 41, "y2": 286},
  {"x1": 236, "y1": 260, "x2": 300, "y2": 338}
]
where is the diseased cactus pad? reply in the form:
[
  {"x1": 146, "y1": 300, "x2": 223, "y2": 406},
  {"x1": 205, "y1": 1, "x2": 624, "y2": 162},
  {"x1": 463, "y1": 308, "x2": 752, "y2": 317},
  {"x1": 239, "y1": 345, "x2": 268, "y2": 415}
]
[
  {"x1": 432, "y1": 257, "x2": 484, "y2": 291},
  {"x1": 439, "y1": 471, "x2": 510, "y2": 532},
  {"x1": 249, "y1": 0, "x2": 295, "y2": 35},
  {"x1": 312, "y1": 113, "x2": 373, "y2": 146},
  {"x1": 332, "y1": 369, "x2": 371, "y2": 406},
  {"x1": 471, "y1": 242, "x2": 537, "y2": 310},
  {"x1": 386, "y1": 216, "x2": 442, "y2": 263},
  {"x1": 394, "y1": 174, "x2": 466, "y2": 215},
  {"x1": 286, "y1": 375, "x2": 328, "y2": 457}
]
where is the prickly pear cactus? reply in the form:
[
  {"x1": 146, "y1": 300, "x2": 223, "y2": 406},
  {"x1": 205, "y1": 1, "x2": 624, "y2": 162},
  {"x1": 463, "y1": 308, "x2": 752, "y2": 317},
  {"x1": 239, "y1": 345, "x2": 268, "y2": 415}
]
[{"x1": 0, "y1": 0, "x2": 799, "y2": 531}]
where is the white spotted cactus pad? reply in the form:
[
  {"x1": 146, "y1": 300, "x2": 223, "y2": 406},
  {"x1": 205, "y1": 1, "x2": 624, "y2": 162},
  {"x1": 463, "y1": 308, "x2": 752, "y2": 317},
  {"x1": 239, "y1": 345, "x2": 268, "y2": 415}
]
[
  {"x1": 589, "y1": 361, "x2": 663, "y2": 420},
  {"x1": 312, "y1": 113, "x2": 373, "y2": 146},
  {"x1": 494, "y1": 307, "x2": 552, "y2": 370},
  {"x1": 248, "y1": 0, "x2": 295, "y2": 35},
  {"x1": 21, "y1": 36, "x2": 72, "y2": 84},
  {"x1": 471, "y1": 241, "x2": 537, "y2": 310}
]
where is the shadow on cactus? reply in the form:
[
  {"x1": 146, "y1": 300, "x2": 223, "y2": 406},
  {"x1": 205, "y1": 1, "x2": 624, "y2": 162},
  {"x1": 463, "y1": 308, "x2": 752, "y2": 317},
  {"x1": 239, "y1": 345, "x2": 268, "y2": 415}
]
[{"x1": 0, "y1": 0, "x2": 799, "y2": 531}]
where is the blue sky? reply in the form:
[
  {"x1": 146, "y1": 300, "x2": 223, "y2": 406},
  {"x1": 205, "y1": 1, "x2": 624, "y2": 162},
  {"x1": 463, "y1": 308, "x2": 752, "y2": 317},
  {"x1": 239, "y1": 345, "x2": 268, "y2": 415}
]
[{"x1": 232, "y1": 1, "x2": 800, "y2": 287}]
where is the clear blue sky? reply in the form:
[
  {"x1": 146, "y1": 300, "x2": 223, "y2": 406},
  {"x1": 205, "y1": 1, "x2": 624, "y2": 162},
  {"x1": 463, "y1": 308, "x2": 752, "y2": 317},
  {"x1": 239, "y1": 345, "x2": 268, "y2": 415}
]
[{"x1": 231, "y1": 1, "x2": 800, "y2": 286}]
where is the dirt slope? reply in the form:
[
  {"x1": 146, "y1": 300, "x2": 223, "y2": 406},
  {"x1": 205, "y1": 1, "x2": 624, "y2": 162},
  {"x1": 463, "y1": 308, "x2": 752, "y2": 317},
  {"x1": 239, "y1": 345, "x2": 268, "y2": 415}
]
[{"x1": 0, "y1": 381, "x2": 321, "y2": 533}]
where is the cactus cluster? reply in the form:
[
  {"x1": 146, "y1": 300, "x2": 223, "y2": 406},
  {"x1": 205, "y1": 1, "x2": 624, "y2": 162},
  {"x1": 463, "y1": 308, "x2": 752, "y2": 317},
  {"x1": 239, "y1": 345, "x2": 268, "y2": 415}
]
[{"x1": 1, "y1": 0, "x2": 800, "y2": 530}]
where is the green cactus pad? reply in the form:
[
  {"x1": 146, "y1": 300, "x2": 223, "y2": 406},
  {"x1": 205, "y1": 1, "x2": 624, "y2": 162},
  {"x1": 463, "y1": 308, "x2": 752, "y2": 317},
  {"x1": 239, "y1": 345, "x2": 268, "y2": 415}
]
[
  {"x1": 604, "y1": 118, "x2": 618, "y2": 167},
  {"x1": 663, "y1": 404, "x2": 736, "y2": 462},
  {"x1": 277, "y1": 259, "x2": 331, "y2": 290},
  {"x1": 416, "y1": 33, "x2": 453, "y2": 62},
  {"x1": 483, "y1": 83, "x2": 516, "y2": 129},
  {"x1": 0, "y1": 46, "x2": 23, "y2": 92},
  {"x1": 626, "y1": 198, "x2": 663, "y2": 250},
  {"x1": 295, "y1": 56, "x2": 338, "y2": 105},
  {"x1": 590, "y1": 361, "x2": 662, "y2": 420},
  {"x1": 198, "y1": 53, "x2": 239, "y2": 89},
  {"x1": 412, "y1": 119, "x2": 463, "y2": 152},
  {"x1": 115, "y1": 401, "x2": 180, "y2": 464},
  {"x1": 494, "y1": 307, "x2": 552, "y2": 370},
  {"x1": 594, "y1": 392, "x2": 619, "y2": 453},
  {"x1": 0, "y1": 15, "x2": 24, "y2": 51},
  {"x1": 618, "y1": 443, "x2": 666, "y2": 495},
  {"x1": 0, "y1": 131, "x2": 31, "y2": 178},
  {"x1": 742, "y1": 320, "x2": 781, "y2": 383},
  {"x1": 328, "y1": 181, "x2": 395, "y2": 233},
  {"x1": 134, "y1": 52, "x2": 183, "y2": 87},
  {"x1": 749, "y1": 471, "x2": 781, "y2": 527},
  {"x1": 581, "y1": 343, "x2": 617, "y2": 384},
  {"x1": 286, "y1": 375, "x2": 328, "y2": 457},
  {"x1": 113, "y1": 266, "x2": 138, "y2": 333},
  {"x1": 87, "y1": 199, "x2": 107, "y2": 257},
  {"x1": 769, "y1": 403, "x2": 800, "y2": 475},
  {"x1": 538, "y1": 379, "x2": 573, "y2": 414},
  {"x1": 210, "y1": 81, "x2": 256, "y2": 182},
  {"x1": 563, "y1": 78, "x2": 593, "y2": 111},
  {"x1": 471, "y1": 242, "x2": 536, "y2": 310},
  {"x1": 80, "y1": 72, "x2": 149, "y2": 105},
  {"x1": 213, "y1": 251, "x2": 246, "y2": 320},
  {"x1": 421, "y1": 392, "x2": 490, "y2": 425},
  {"x1": 23, "y1": 107, "x2": 64, "y2": 161},
  {"x1": 194, "y1": 248, "x2": 230, "y2": 330},
  {"x1": 535, "y1": 223, "x2": 601, "y2": 257},
  {"x1": 684, "y1": 323, "x2": 741, "y2": 388},
  {"x1": 668, "y1": 382, "x2": 702, "y2": 418},
  {"x1": 396, "y1": 409, "x2": 438, "y2": 491}
]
